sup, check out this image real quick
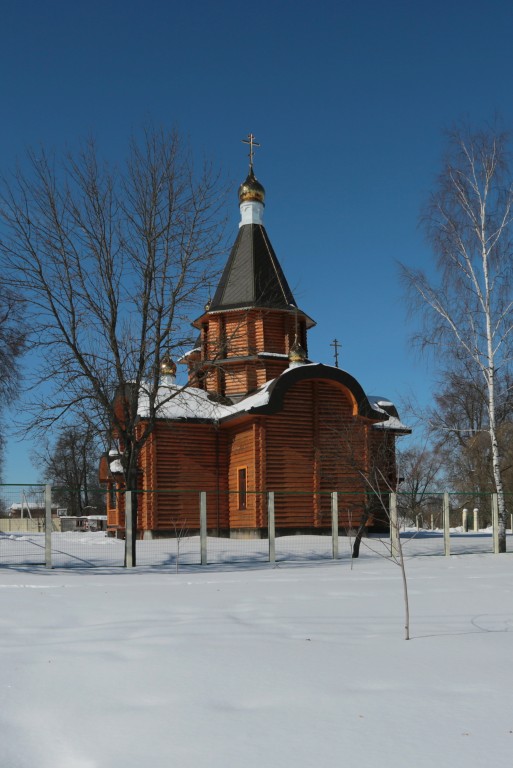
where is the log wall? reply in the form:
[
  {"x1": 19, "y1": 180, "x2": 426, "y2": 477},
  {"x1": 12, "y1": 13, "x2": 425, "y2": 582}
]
[
  {"x1": 151, "y1": 422, "x2": 228, "y2": 532},
  {"x1": 106, "y1": 485, "x2": 125, "y2": 529},
  {"x1": 198, "y1": 309, "x2": 307, "y2": 397},
  {"x1": 263, "y1": 378, "x2": 370, "y2": 529},
  {"x1": 225, "y1": 423, "x2": 258, "y2": 529},
  {"x1": 108, "y1": 380, "x2": 395, "y2": 537}
]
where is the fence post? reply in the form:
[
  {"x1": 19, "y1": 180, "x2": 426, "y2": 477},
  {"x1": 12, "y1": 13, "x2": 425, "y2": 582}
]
[
  {"x1": 125, "y1": 492, "x2": 134, "y2": 568},
  {"x1": 462, "y1": 508, "x2": 468, "y2": 532},
  {"x1": 331, "y1": 492, "x2": 338, "y2": 560},
  {"x1": 200, "y1": 491, "x2": 207, "y2": 565},
  {"x1": 443, "y1": 492, "x2": 451, "y2": 557},
  {"x1": 45, "y1": 484, "x2": 52, "y2": 569},
  {"x1": 268, "y1": 492, "x2": 275, "y2": 565},
  {"x1": 492, "y1": 493, "x2": 499, "y2": 555},
  {"x1": 390, "y1": 492, "x2": 399, "y2": 559}
]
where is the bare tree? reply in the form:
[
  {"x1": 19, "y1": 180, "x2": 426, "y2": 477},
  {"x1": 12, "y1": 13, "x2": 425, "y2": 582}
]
[
  {"x1": 0, "y1": 285, "x2": 25, "y2": 401},
  {"x1": 318, "y1": 405, "x2": 412, "y2": 639},
  {"x1": 32, "y1": 424, "x2": 105, "y2": 516},
  {"x1": 396, "y1": 444, "x2": 444, "y2": 528},
  {"x1": 346, "y1": 462, "x2": 411, "y2": 640},
  {"x1": 428, "y1": 363, "x2": 513, "y2": 499},
  {"x1": 0, "y1": 284, "x2": 27, "y2": 479},
  {"x1": 172, "y1": 517, "x2": 190, "y2": 574},
  {"x1": 0, "y1": 126, "x2": 228, "y2": 562},
  {"x1": 401, "y1": 126, "x2": 513, "y2": 552}
]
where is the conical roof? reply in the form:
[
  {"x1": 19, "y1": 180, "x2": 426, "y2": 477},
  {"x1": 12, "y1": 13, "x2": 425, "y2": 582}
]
[{"x1": 209, "y1": 223, "x2": 297, "y2": 311}]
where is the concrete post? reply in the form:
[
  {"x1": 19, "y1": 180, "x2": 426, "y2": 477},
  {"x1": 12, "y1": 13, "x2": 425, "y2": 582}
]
[
  {"x1": 200, "y1": 492, "x2": 207, "y2": 565},
  {"x1": 390, "y1": 492, "x2": 399, "y2": 559},
  {"x1": 492, "y1": 494, "x2": 499, "y2": 555},
  {"x1": 443, "y1": 492, "x2": 451, "y2": 557},
  {"x1": 125, "y1": 492, "x2": 134, "y2": 568},
  {"x1": 473, "y1": 508, "x2": 479, "y2": 532},
  {"x1": 462, "y1": 508, "x2": 468, "y2": 532},
  {"x1": 45, "y1": 484, "x2": 52, "y2": 569},
  {"x1": 268, "y1": 492, "x2": 275, "y2": 565},
  {"x1": 331, "y1": 492, "x2": 338, "y2": 560}
]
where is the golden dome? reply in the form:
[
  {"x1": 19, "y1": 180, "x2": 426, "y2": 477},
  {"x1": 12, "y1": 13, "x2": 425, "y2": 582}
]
[
  {"x1": 289, "y1": 337, "x2": 306, "y2": 364},
  {"x1": 160, "y1": 353, "x2": 177, "y2": 377},
  {"x1": 238, "y1": 170, "x2": 265, "y2": 205}
]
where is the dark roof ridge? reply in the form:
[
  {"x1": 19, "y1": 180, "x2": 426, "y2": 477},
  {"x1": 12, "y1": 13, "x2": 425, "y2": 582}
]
[{"x1": 220, "y1": 363, "x2": 382, "y2": 421}]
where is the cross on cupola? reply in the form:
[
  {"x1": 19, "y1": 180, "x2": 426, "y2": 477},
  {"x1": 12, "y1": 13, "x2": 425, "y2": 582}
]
[
  {"x1": 330, "y1": 338, "x2": 341, "y2": 368},
  {"x1": 238, "y1": 133, "x2": 265, "y2": 219},
  {"x1": 242, "y1": 133, "x2": 260, "y2": 172}
]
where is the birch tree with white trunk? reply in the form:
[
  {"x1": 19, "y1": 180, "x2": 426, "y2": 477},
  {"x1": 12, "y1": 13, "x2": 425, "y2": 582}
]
[{"x1": 402, "y1": 126, "x2": 513, "y2": 552}]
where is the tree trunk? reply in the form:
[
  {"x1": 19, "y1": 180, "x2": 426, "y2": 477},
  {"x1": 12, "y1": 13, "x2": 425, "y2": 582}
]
[
  {"x1": 489, "y1": 415, "x2": 507, "y2": 552},
  {"x1": 484, "y1": 260, "x2": 507, "y2": 553},
  {"x1": 352, "y1": 512, "x2": 370, "y2": 558},
  {"x1": 124, "y1": 461, "x2": 139, "y2": 567}
]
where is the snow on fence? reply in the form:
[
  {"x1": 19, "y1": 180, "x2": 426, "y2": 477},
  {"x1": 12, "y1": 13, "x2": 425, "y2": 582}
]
[{"x1": 1, "y1": 485, "x2": 511, "y2": 569}]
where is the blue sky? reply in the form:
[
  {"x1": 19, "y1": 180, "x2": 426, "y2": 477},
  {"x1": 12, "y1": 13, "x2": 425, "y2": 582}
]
[{"x1": 2, "y1": 0, "x2": 513, "y2": 482}]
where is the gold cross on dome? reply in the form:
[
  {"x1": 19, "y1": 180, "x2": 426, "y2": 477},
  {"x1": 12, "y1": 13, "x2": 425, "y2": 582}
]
[{"x1": 242, "y1": 133, "x2": 260, "y2": 171}]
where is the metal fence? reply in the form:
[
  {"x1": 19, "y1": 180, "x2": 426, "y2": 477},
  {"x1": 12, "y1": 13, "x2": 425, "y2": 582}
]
[{"x1": 1, "y1": 485, "x2": 512, "y2": 569}]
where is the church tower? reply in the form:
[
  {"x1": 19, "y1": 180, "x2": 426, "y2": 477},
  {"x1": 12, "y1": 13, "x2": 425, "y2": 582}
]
[{"x1": 187, "y1": 135, "x2": 315, "y2": 400}]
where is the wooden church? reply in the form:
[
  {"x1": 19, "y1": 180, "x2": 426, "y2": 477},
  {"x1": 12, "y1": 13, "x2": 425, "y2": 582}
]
[{"x1": 100, "y1": 138, "x2": 409, "y2": 538}]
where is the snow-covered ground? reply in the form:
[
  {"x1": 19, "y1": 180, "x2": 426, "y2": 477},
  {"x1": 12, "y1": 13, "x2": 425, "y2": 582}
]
[
  {"x1": 0, "y1": 527, "x2": 505, "y2": 569},
  {"x1": 2, "y1": 546, "x2": 513, "y2": 768}
]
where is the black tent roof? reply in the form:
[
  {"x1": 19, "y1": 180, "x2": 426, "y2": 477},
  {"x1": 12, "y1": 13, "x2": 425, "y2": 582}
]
[{"x1": 209, "y1": 224, "x2": 297, "y2": 312}]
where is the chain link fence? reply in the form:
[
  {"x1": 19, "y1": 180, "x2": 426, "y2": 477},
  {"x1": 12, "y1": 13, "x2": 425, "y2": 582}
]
[{"x1": 1, "y1": 485, "x2": 512, "y2": 568}]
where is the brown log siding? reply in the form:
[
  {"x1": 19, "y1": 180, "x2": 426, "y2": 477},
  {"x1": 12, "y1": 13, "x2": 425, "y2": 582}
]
[
  {"x1": 152, "y1": 422, "x2": 228, "y2": 531},
  {"x1": 264, "y1": 379, "x2": 369, "y2": 529},
  {"x1": 199, "y1": 310, "x2": 306, "y2": 398},
  {"x1": 105, "y1": 378, "x2": 394, "y2": 537},
  {"x1": 226, "y1": 423, "x2": 257, "y2": 529}
]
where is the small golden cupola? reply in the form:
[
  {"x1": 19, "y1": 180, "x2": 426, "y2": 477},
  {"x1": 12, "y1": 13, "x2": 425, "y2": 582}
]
[
  {"x1": 238, "y1": 169, "x2": 265, "y2": 205},
  {"x1": 160, "y1": 352, "x2": 177, "y2": 385},
  {"x1": 288, "y1": 335, "x2": 307, "y2": 367}
]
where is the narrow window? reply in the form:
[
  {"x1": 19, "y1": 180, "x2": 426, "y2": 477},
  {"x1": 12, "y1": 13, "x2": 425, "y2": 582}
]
[{"x1": 238, "y1": 467, "x2": 247, "y2": 510}]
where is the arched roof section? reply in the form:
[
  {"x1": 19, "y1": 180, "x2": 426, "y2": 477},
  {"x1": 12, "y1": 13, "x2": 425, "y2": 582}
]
[{"x1": 245, "y1": 363, "x2": 380, "y2": 419}]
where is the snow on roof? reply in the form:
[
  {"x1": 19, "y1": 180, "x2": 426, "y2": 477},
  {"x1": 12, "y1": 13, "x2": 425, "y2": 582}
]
[
  {"x1": 109, "y1": 459, "x2": 124, "y2": 474},
  {"x1": 139, "y1": 384, "x2": 229, "y2": 420},
  {"x1": 137, "y1": 374, "x2": 410, "y2": 431},
  {"x1": 9, "y1": 502, "x2": 58, "y2": 510},
  {"x1": 368, "y1": 396, "x2": 395, "y2": 418},
  {"x1": 224, "y1": 380, "x2": 274, "y2": 415},
  {"x1": 257, "y1": 351, "x2": 289, "y2": 358},
  {"x1": 368, "y1": 396, "x2": 394, "y2": 409},
  {"x1": 177, "y1": 347, "x2": 200, "y2": 362},
  {"x1": 367, "y1": 395, "x2": 410, "y2": 433},
  {"x1": 138, "y1": 378, "x2": 275, "y2": 422},
  {"x1": 372, "y1": 415, "x2": 410, "y2": 432}
]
